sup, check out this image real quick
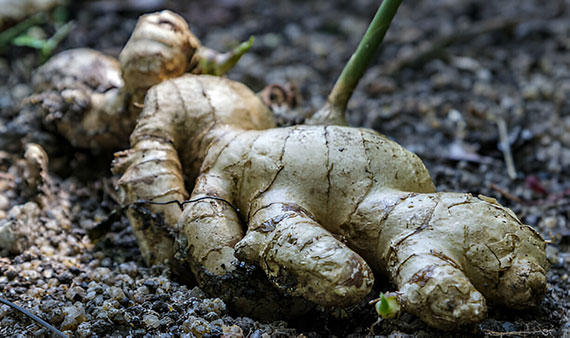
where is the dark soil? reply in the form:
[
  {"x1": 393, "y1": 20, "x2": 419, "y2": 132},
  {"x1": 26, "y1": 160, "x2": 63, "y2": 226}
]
[{"x1": 0, "y1": 0, "x2": 569, "y2": 336}]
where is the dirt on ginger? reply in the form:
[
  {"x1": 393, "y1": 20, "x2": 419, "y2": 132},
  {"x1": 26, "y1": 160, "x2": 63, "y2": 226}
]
[{"x1": 31, "y1": 9, "x2": 548, "y2": 331}]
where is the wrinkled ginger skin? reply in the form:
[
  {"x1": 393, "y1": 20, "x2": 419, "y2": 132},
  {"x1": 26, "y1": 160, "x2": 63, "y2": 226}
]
[
  {"x1": 113, "y1": 72, "x2": 548, "y2": 328},
  {"x1": 31, "y1": 49, "x2": 130, "y2": 150},
  {"x1": 97, "y1": 10, "x2": 551, "y2": 329},
  {"x1": 31, "y1": 10, "x2": 200, "y2": 151},
  {"x1": 113, "y1": 74, "x2": 275, "y2": 265},
  {"x1": 374, "y1": 192, "x2": 547, "y2": 329},
  {"x1": 119, "y1": 10, "x2": 201, "y2": 106},
  {"x1": 113, "y1": 75, "x2": 314, "y2": 319}
]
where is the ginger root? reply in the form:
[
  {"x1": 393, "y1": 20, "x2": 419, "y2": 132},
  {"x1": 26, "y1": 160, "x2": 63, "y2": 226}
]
[
  {"x1": 32, "y1": 8, "x2": 548, "y2": 330},
  {"x1": 114, "y1": 72, "x2": 547, "y2": 327},
  {"x1": 108, "y1": 11, "x2": 547, "y2": 330},
  {"x1": 30, "y1": 10, "x2": 253, "y2": 151}
]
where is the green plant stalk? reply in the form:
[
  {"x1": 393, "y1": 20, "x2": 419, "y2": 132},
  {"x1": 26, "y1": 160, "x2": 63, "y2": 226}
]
[
  {"x1": 11, "y1": 21, "x2": 73, "y2": 62},
  {"x1": 197, "y1": 36, "x2": 254, "y2": 76},
  {"x1": 214, "y1": 36, "x2": 254, "y2": 75},
  {"x1": 41, "y1": 21, "x2": 73, "y2": 61},
  {"x1": 0, "y1": 13, "x2": 46, "y2": 51},
  {"x1": 308, "y1": 0, "x2": 402, "y2": 125},
  {"x1": 330, "y1": 0, "x2": 402, "y2": 112}
]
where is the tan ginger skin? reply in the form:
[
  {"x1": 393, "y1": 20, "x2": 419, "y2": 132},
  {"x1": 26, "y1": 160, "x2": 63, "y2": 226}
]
[
  {"x1": 30, "y1": 10, "x2": 194, "y2": 150},
  {"x1": 34, "y1": 10, "x2": 548, "y2": 330},
  {"x1": 31, "y1": 10, "x2": 235, "y2": 151}
]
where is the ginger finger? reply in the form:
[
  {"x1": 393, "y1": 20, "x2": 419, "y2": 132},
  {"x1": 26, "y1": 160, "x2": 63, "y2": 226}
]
[
  {"x1": 449, "y1": 195, "x2": 548, "y2": 309},
  {"x1": 179, "y1": 174, "x2": 243, "y2": 276},
  {"x1": 235, "y1": 202, "x2": 374, "y2": 307},
  {"x1": 113, "y1": 136, "x2": 187, "y2": 266},
  {"x1": 362, "y1": 192, "x2": 547, "y2": 329},
  {"x1": 178, "y1": 174, "x2": 311, "y2": 320},
  {"x1": 119, "y1": 10, "x2": 199, "y2": 107}
]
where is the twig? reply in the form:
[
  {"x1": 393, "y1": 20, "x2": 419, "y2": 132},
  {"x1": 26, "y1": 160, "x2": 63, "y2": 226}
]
[
  {"x1": 482, "y1": 328, "x2": 555, "y2": 337},
  {"x1": 497, "y1": 117, "x2": 517, "y2": 180},
  {"x1": 0, "y1": 297, "x2": 67, "y2": 337},
  {"x1": 489, "y1": 183, "x2": 524, "y2": 204}
]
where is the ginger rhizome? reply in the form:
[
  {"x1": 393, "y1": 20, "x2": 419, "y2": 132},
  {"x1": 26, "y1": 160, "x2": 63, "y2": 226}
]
[
  {"x1": 113, "y1": 72, "x2": 547, "y2": 327},
  {"x1": 33, "y1": 6, "x2": 548, "y2": 331},
  {"x1": 110, "y1": 8, "x2": 547, "y2": 330},
  {"x1": 30, "y1": 10, "x2": 254, "y2": 151}
]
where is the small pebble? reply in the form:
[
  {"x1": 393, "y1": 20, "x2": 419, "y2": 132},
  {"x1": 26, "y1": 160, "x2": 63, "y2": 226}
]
[
  {"x1": 0, "y1": 304, "x2": 11, "y2": 319},
  {"x1": 76, "y1": 322, "x2": 92, "y2": 338},
  {"x1": 183, "y1": 316, "x2": 210, "y2": 335},
  {"x1": 108, "y1": 286, "x2": 126, "y2": 301},
  {"x1": 61, "y1": 304, "x2": 86, "y2": 330},
  {"x1": 0, "y1": 195, "x2": 9, "y2": 211},
  {"x1": 143, "y1": 311, "x2": 160, "y2": 330},
  {"x1": 57, "y1": 271, "x2": 73, "y2": 284},
  {"x1": 541, "y1": 216, "x2": 557, "y2": 230},
  {"x1": 502, "y1": 322, "x2": 516, "y2": 332},
  {"x1": 66, "y1": 285, "x2": 86, "y2": 301},
  {"x1": 5, "y1": 266, "x2": 18, "y2": 280},
  {"x1": 118, "y1": 262, "x2": 138, "y2": 278}
]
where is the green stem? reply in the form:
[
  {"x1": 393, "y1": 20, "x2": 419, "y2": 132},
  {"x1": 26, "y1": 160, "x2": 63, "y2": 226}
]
[
  {"x1": 307, "y1": 0, "x2": 402, "y2": 125},
  {"x1": 197, "y1": 36, "x2": 254, "y2": 76},
  {"x1": 41, "y1": 21, "x2": 74, "y2": 61},
  {"x1": 0, "y1": 13, "x2": 46, "y2": 51},
  {"x1": 330, "y1": 0, "x2": 401, "y2": 112}
]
